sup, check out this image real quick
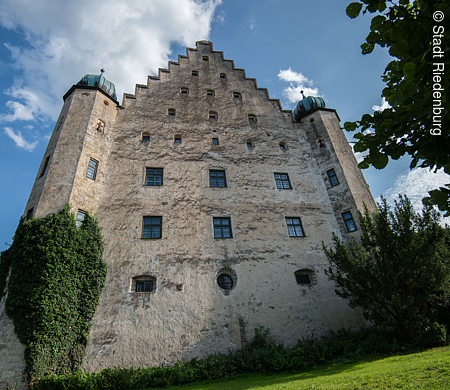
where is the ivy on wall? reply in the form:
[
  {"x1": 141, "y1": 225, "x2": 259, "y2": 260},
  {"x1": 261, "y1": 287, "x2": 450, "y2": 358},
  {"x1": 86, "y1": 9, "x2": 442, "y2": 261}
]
[{"x1": 0, "y1": 206, "x2": 107, "y2": 386}]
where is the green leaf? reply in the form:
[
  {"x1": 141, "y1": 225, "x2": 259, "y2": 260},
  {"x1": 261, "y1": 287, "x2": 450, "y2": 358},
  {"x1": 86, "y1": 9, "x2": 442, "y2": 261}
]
[
  {"x1": 371, "y1": 152, "x2": 389, "y2": 169},
  {"x1": 370, "y1": 15, "x2": 385, "y2": 31},
  {"x1": 354, "y1": 143, "x2": 368, "y2": 153},
  {"x1": 377, "y1": 2, "x2": 386, "y2": 12},
  {"x1": 402, "y1": 62, "x2": 416, "y2": 77},
  {"x1": 344, "y1": 121, "x2": 358, "y2": 131},
  {"x1": 389, "y1": 40, "x2": 409, "y2": 58},
  {"x1": 346, "y1": 2, "x2": 363, "y2": 18}
]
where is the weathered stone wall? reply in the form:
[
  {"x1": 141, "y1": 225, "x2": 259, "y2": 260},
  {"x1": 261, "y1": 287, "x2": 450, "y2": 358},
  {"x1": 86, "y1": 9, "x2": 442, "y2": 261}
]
[
  {"x1": 80, "y1": 41, "x2": 367, "y2": 371},
  {"x1": 0, "y1": 278, "x2": 27, "y2": 390}
]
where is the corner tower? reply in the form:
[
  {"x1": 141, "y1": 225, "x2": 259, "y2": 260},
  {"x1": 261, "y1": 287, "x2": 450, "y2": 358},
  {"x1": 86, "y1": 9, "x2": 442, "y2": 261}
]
[{"x1": 23, "y1": 72, "x2": 119, "y2": 219}]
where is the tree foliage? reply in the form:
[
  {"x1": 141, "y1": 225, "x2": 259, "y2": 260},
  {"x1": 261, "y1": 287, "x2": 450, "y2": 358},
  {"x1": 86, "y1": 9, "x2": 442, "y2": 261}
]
[
  {"x1": 323, "y1": 195, "x2": 450, "y2": 340},
  {"x1": 0, "y1": 206, "x2": 107, "y2": 386},
  {"x1": 344, "y1": 1, "x2": 450, "y2": 215}
]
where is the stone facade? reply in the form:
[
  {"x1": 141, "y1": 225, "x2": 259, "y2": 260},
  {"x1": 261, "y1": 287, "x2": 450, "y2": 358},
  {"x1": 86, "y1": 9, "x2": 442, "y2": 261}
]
[{"x1": 1, "y1": 41, "x2": 376, "y2": 382}]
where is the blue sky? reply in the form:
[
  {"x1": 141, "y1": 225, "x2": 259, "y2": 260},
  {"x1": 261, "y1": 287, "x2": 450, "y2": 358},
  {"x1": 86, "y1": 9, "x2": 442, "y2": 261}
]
[{"x1": 0, "y1": 0, "x2": 447, "y2": 250}]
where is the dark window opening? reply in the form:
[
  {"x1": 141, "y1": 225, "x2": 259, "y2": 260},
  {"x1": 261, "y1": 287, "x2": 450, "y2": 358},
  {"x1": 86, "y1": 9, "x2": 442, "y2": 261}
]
[
  {"x1": 274, "y1": 173, "x2": 291, "y2": 189},
  {"x1": 86, "y1": 158, "x2": 98, "y2": 180},
  {"x1": 220, "y1": 73, "x2": 226, "y2": 79},
  {"x1": 26, "y1": 208, "x2": 34, "y2": 221},
  {"x1": 40, "y1": 156, "x2": 50, "y2": 177},
  {"x1": 192, "y1": 70, "x2": 198, "y2": 76},
  {"x1": 286, "y1": 218, "x2": 305, "y2": 237},
  {"x1": 295, "y1": 273, "x2": 311, "y2": 285},
  {"x1": 168, "y1": 108, "x2": 176, "y2": 117},
  {"x1": 233, "y1": 92, "x2": 241, "y2": 99},
  {"x1": 342, "y1": 211, "x2": 357, "y2": 232},
  {"x1": 142, "y1": 133, "x2": 150, "y2": 141},
  {"x1": 145, "y1": 168, "x2": 163, "y2": 186},
  {"x1": 248, "y1": 114, "x2": 257, "y2": 123},
  {"x1": 212, "y1": 138, "x2": 219, "y2": 145},
  {"x1": 327, "y1": 169, "x2": 339, "y2": 186},
  {"x1": 214, "y1": 217, "x2": 232, "y2": 238},
  {"x1": 209, "y1": 111, "x2": 218, "y2": 120},
  {"x1": 142, "y1": 216, "x2": 162, "y2": 239},
  {"x1": 247, "y1": 140, "x2": 253, "y2": 148},
  {"x1": 279, "y1": 142, "x2": 287, "y2": 150},
  {"x1": 210, "y1": 170, "x2": 226, "y2": 187},
  {"x1": 217, "y1": 274, "x2": 233, "y2": 290},
  {"x1": 207, "y1": 89, "x2": 215, "y2": 96},
  {"x1": 174, "y1": 135, "x2": 182, "y2": 144},
  {"x1": 180, "y1": 88, "x2": 189, "y2": 95},
  {"x1": 136, "y1": 280, "x2": 153, "y2": 292},
  {"x1": 202, "y1": 56, "x2": 209, "y2": 61}
]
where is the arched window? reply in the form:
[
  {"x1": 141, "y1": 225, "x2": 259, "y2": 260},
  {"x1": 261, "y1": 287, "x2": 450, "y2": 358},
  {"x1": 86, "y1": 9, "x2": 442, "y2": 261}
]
[
  {"x1": 131, "y1": 275, "x2": 157, "y2": 292},
  {"x1": 294, "y1": 269, "x2": 316, "y2": 285}
]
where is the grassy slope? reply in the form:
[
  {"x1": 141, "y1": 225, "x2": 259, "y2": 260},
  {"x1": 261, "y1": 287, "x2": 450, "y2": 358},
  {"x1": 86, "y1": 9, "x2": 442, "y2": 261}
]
[{"x1": 163, "y1": 347, "x2": 450, "y2": 390}]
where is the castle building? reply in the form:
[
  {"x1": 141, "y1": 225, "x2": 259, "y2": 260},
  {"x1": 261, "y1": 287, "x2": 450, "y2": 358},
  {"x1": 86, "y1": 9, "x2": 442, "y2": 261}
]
[{"x1": 1, "y1": 41, "x2": 376, "y2": 382}]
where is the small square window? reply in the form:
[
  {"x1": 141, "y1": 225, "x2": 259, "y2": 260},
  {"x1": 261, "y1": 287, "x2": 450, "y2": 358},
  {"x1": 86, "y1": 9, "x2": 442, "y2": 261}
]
[
  {"x1": 76, "y1": 210, "x2": 86, "y2": 227},
  {"x1": 295, "y1": 273, "x2": 311, "y2": 285},
  {"x1": 40, "y1": 156, "x2": 50, "y2": 178},
  {"x1": 168, "y1": 108, "x2": 176, "y2": 117},
  {"x1": 247, "y1": 139, "x2": 253, "y2": 148},
  {"x1": 174, "y1": 135, "x2": 182, "y2": 144},
  {"x1": 220, "y1": 73, "x2": 226, "y2": 79},
  {"x1": 202, "y1": 56, "x2": 209, "y2": 61},
  {"x1": 279, "y1": 142, "x2": 287, "y2": 150},
  {"x1": 212, "y1": 138, "x2": 219, "y2": 145},
  {"x1": 180, "y1": 88, "x2": 189, "y2": 95},
  {"x1": 209, "y1": 111, "x2": 218, "y2": 120},
  {"x1": 248, "y1": 114, "x2": 257, "y2": 123},
  {"x1": 142, "y1": 133, "x2": 150, "y2": 141},
  {"x1": 342, "y1": 211, "x2": 357, "y2": 232},
  {"x1": 136, "y1": 280, "x2": 153, "y2": 292},
  {"x1": 142, "y1": 216, "x2": 162, "y2": 239},
  {"x1": 214, "y1": 217, "x2": 232, "y2": 238},
  {"x1": 327, "y1": 169, "x2": 339, "y2": 186},
  {"x1": 145, "y1": 168, "x2": 163, "y2": 186},
  {"x1": 233, "y1": 92, "x2": 241, "y2": 99},
  {"x1": 192, "y1": 70, "x2": 198, "y2": 76},
  {"x1": 207, "y1": 89, "x2": 215, "y2": 97},
  {"x1": 86, "y1": 158, "x2": 98, "y2": 180},
  {"x1": 286, "y1": 218, "x2": 305, "y2": 237},
  {"x1": 210, "y1": 170, "x2": 227, "y2": 188},
  {"x1": 274, "y1": 173, "x2": 291, "y2": 189}
]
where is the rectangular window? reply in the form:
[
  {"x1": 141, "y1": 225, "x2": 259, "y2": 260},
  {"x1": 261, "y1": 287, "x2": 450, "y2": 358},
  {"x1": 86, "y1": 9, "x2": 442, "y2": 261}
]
[
  {"x1": 76, "y1": 210, "x2": 86, "y2": 227},
  {"x1": 212, "y1": 138, "x2": 219, "y2": 145},
  {"x1": 210, "y1": 170, "x2": 227, "y2": 188},
  {"x1": 327, "y1": 169, "x2": 339, "y2": 186},
  {"x1": 142, "y1": 216, "x2": 162, "y2": 239},
  {"x1": 214, "y1": 217, "x2": 232, "y2": 238},
  {"x1": 286, "y1": 218, "x2": 305, "y2": 237},
  {"x1": 40, "y1": 156, "x2": 50, "y2": 177},
  {"x1": 86, "y1": 158, "x2": 98, "y2": 180},
  {"x1": 145, "y1": 168, "x2": 163, "y2": 186},
  {"x1": 342, "y1": 211, "x2": 357, "y2": 232},
  {"x1": 274, "y1": 173, "x2": 291, "y2": 189},
  {"x1": 136, "y1": 280, "x2": 153, "y2": 292}
]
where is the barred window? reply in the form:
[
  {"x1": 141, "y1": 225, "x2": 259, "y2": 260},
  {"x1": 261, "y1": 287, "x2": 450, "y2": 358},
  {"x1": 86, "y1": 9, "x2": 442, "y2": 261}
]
[
  {"x1": 286, "y1": 218, "x2": 305, "y2": 237},
  {"x1": 86, "y1": 158, "x2": 98, "y2": 180},
  {"x1": 210, "y1": 170, "x2": 226, "y2": 188},
  {"x1": 342, "y1": 211, "x2": 357, "y2": 232},
  {"x1": 295, "y1": 272, "x2": 311, "y2": 285},
  {"x1": 327, "y1": 169, "x2": 339, "y2": 186},
  {"x1": 142, "y1": 216, "x2": 162, "y2": 239},
  {"x1": 136, "y1": 280, "x2": 153, "y2": 292},
  {"x1": 217, "y1": 274, "x2": 233, "y2": 290},
  {"x1": 145, "y1": 168, "x2": 163, "y2": 186},
  {"x1": 274, "y1": 173, "x2": 291, "y2": 189},
  {"x1": 214, "y1": 217, "x2": 232, "y2": 238}
]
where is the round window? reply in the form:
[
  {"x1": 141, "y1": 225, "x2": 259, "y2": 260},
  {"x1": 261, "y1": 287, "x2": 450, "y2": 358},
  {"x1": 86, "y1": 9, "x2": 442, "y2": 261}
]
[{"x1": 217, "y1": 274, "x2": 233, "y2": 290}]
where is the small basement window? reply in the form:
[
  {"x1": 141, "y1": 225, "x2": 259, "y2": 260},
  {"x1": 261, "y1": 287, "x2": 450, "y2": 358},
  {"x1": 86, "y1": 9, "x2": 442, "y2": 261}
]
[
  {"x1": 207, "y1": 89, "x2": 215, "y2": 97},
  {"x1": 220, "y1": 73, "x2": 226, "y2": 79},
  {"x1": 180, "y1": 87, "x2": 189, "y2": 95},
  {"x1": 131, "y1": 275, "x2": 157, "y2": 293},
  {"x1": 142, "y1": 132, "x2": 150, "y2": 142},
  {"x1": 209, "y1": 111, "x2": 218, "y2": 120},
  {"x1": 168, "y1": 108, "x2": 176, "y2": 117},
  {"x1": 174, "y1": 134, "x2": 182, "y2": 144},
  {"x1": 248, "y1": 114, "x2": 257, "y2": 123},
  {"x1": 294, "y1": 269, "x2": 315, "y2": 285},
  {"x1": 202, "y1": 55, "x2": 209, "y2": 61},
  {"x1": 233, "y1": 92, "x2": 242, "y2": 100}
]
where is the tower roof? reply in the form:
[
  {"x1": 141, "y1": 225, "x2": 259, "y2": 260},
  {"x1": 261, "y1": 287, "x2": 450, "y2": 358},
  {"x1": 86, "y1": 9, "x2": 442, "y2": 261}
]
[
  {"x1": 76, "y1": 73, "x2": 117, "y2": 101},
  {"x1": 293, "y1": 96, "x2": 326, "y2": 121}
]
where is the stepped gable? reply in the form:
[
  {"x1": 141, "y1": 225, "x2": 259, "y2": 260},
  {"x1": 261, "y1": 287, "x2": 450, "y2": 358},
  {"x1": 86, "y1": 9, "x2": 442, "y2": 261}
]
[{"x1": 122, "y1": 41, "x2": 291, "y2": 118}]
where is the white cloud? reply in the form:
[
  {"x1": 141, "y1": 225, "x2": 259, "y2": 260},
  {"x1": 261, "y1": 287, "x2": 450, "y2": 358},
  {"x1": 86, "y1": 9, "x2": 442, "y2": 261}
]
[
  {"x1": 250, "y1": 17, "x2": 255, "y2": 31},
  {"x1": 278, "y1": 68, "x2": 319, "y2": 104},
  {"x1": 377, "y1": 168, "x2": 450, "y2": 219},
  {"x1": 0, "y1": 0, "x2": 222, "y2": 124},
  {"x1": 4, "y1": 127, "x2": 38, "y2": 151},
  {"x1": 372, "y1": 97, "x2": 390, "y2": 112}
]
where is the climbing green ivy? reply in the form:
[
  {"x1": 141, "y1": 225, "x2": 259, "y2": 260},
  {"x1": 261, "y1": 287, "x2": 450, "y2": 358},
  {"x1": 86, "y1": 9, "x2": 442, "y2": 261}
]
[{"x1": 0, "y1": 206, "x2": 107, "y2": 386}]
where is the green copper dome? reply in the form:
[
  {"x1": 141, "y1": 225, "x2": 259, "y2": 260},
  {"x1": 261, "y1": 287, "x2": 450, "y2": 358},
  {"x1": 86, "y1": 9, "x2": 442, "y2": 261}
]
[
  {"x1": 293, "y1": 96, "x2": 326, "y2": 121},
  {"x1": 76, "y1": 73, "x2": 117, "y2": 100}
]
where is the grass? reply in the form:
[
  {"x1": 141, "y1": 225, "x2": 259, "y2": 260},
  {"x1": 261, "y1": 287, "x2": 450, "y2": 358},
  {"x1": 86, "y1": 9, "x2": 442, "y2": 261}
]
[{"x1": 162, "y1": 346, "x2": 450, "y2": 390}]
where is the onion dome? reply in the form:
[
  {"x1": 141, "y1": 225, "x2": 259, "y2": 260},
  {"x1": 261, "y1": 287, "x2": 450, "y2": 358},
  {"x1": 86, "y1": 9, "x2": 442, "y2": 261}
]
[
  {"x1": 293, "y1": 93, "x2": 326, "y2": 121},
  {"x1": 76, "y1": 70, "x2": 117, "y2": 100}
]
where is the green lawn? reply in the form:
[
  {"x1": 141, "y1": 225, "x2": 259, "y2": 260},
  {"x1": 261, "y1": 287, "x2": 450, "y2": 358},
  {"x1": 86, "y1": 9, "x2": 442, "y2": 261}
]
[{"x1": 163, "y1": 347, "x2": 450, "y2": 390}]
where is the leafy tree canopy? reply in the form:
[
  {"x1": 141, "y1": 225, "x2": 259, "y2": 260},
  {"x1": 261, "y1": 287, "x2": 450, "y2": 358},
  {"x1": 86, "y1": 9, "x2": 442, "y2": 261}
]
[
  {"x1": 344, "y1": 1, "x2": 450, "y2": 215},
  {"x1": 323, "y1": 195, "x2": 450, "y2": 341}
]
